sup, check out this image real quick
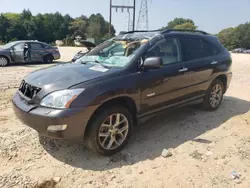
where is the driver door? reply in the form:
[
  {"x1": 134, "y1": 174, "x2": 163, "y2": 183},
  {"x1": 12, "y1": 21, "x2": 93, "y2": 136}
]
[
  {"x1": 10, "y1": 42, "x2": 25, "y2": 63},
  {"x1": 139, "y1": 37, "x2": 190, "y2": 117}
]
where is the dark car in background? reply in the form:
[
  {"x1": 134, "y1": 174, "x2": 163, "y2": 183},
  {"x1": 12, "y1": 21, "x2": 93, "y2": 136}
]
[
  {"x1": 0, "y1": 40, "x2": 60, "y2": 67},
  {"x1": 231, "y1": 48, "x2": 246, "y2": 53},
  {"x1": 243, "y1": 49, "x2": 250, "y2": 54},
  {"x1": 12, "y1": 29, "x2": 232, "y2": 156}
]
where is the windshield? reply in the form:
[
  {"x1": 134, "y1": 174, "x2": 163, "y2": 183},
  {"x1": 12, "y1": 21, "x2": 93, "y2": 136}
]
[
  {"x1": 76, "y1": 38, "x2": 149, "y2": 67},
  {"x1": 1, "y1": 42, "x2": 17, "y2": 49}
]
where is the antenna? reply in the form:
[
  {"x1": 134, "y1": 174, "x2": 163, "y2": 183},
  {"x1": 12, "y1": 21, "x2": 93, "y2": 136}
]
[{"x1": 136, "y1": 0, "x2": 149, "y2": 30}]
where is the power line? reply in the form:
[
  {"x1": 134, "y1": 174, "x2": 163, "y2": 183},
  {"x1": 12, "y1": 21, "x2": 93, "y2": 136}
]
[
  {"x1": 124, "y1": 0, "x2": 133, "y2": 31},
  {"x1": 109, "y1": 0, "x2": 136, "y2": 37}
]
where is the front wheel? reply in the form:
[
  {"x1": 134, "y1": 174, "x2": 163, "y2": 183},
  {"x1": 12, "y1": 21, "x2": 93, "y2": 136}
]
[
  {"x1": 85, "y1": 105, "x2": 133, "y2": 156},
  {"x1": 203, "y1": 79, "x2": 224, "y2": 111},
  {"x1": 0, "y1": 56, "x2": 9, "y2": 67}
]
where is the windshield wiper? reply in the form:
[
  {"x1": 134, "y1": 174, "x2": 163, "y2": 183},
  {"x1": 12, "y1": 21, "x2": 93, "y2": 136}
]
[
  {"x1": 94, "y1": 60, "x2": 101, "y2": 64},
  {"x1": 79, "y1": 59, "x2": 87, "y2": 64},
  {"x1": 79, "y1": 60, "x2": 109, "y2": 68},
  {"x1": 79, "y1": 60, "x2": 100, "y2": 64}
]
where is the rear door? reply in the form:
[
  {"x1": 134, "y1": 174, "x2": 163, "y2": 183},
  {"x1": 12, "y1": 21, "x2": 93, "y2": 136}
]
[
  {"x1": 29, "y1": 42, "x2": 45, "y2": 62},
  {"x1": 179, "y1": 36, "x2": 220, "y2": 97},
  {"x1": 11, "y1": 42, "x2": 25, "y2": 63}
]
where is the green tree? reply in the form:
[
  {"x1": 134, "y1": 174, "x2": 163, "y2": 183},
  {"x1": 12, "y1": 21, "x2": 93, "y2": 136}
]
[
  {"x1": 0, "y1": 9, "x2": 114, "y2": 44},
  {"x1": 0, "y1": 14, "x2": 10, "y2": 42},
  {"x1": 217, "y1": 28, "x2": 237, "y2": 50},
  {"x1": 87, "y1": 13, "x2": 115, "y2": 39},
  {"x1": 33, "y1": 13, "x2": 46, "y2": 42},
  {"x1": 217, "y1": 22, "x2": 250, "y2": 50},
  {"x1": 174, "y1": 22, "x2": 197, "y2": 30},
  {"x1": 4, "y1": 13, "x2": 26, "y2": 41},
  {"x1": 161, "y1": 18, "x2": 197, "y2": 30},
  {"x1": 69, "y1": 15, "x2": 88, "y2": 39}
]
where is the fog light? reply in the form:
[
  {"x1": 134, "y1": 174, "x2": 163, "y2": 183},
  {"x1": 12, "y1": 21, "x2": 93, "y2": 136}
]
[{"x1": 47, "y1": 125, "x2": 67, "y2": 132}]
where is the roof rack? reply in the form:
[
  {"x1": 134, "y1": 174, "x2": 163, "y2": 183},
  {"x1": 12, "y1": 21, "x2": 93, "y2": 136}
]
[
  {"x1": 119, "y1": 30, "x2": 161, "y2": 34},
  {"x1": 161, "y1": 29, "x2": 208, "y2": 35}
]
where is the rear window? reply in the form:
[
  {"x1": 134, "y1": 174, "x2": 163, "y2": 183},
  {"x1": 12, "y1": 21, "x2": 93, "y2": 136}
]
[
  {"x1": 180, "y1": 37, "x2": 220, "y2": 61},
  {"x1": 202, "y1": 40, "x2": 220, "y2": 57},
  {"x1": 30, "y1": 43, "x2": 44, "y2": 49}
]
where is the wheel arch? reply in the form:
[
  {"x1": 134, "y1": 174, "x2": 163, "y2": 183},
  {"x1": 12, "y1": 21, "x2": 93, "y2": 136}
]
[
  {"x1": 214, "y1": 74, "x2": 227, "y2": 93},
  {"x1": 0, "y1": 55, "x2": 11, "y2": 64},
  {"x1": 43, "y1": 53, "x2": 54, "y2": 61},
  {"x1": 84, "y1": 96, "x2": 138, "y2": 139}
]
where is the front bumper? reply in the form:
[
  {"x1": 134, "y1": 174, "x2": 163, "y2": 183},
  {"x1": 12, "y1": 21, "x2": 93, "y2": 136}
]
[
  {"x1": 12, "y1": 92, "x2": 97, "y2": 140},
  {"x1": 53, "y1": 52, "x2": 61, "y2": 60},
  {"x1": 226, "y1": 72, "x2": 233, "y2": 91}
]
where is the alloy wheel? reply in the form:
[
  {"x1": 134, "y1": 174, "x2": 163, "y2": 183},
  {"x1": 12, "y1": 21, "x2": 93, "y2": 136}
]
[
  {"x1": 0, "y1": 57, "x2": 8, "y2": 67},
  {"x1": 209, "y1": 84, "x2": 223, "y2": 108},
  {"x1": 98, "y1": 113, "x2": 129, "y2": 150}
]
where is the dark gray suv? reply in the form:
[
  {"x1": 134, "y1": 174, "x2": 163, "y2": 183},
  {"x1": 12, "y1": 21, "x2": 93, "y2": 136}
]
[
  {"x1": 0, "y1": 40, "x2": 60, "y2": 67},
  {"x1": 12, "y1": 29, "x2": 232, "y2": 156}
]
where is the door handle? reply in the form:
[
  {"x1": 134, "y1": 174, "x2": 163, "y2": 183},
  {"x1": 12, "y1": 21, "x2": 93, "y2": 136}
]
[
  {"x1": 178, "y1": 67, "x2": 188, "y2": 72},
  {"x1": 211, "y1": 61, "x2": 218, "y2": 65}
]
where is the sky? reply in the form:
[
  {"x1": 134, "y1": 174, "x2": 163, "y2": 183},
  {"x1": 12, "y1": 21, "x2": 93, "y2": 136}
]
[{"x1": 1, "y1": 0, "x2": 250, "y2": 34}]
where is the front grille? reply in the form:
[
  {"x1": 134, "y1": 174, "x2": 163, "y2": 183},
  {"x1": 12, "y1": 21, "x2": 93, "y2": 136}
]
[{"x1": 19, "y1": 80, "x2": 41, "y2": 99}]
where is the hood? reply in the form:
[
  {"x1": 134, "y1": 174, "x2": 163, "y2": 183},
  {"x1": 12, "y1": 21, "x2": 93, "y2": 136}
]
[
  {"x1": 0, "y1": 48, "x2": 9, "y2": 54},
  {"x1": 24, "y1": 63, "x2": 120, "y2": 92}
]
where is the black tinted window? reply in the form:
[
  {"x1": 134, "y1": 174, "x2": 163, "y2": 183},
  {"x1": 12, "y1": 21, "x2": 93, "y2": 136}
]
[
  {"x1": 30, "y1": 43, "x2": 44, "y2": 49},
  {"x1": 180, "y1": 37, "x2": 220, "y2": 61},
  {"x1": 180, "y1": 38, "x2": 204, "y2": 61},
  {"x1": 146, "y1": 38, "x2": 181, "y2": 65},
  {"x1": 202, "y1": 40, "x2": 220, "y2": 56}
]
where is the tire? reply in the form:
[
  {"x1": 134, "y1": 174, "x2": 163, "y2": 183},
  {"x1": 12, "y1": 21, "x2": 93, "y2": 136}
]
[
  {"x1": 203, "y1": 79, "x2": 225, "y2": 111},
  {"x1": 43, "y1": 55, "x2": 54, "y2": 63},
  {"x1": 0, "y1": 56, "x2": 9, "y2": 67},
  {"x1": 85, "y1": 105, "x2": 133, "y2": 156}
]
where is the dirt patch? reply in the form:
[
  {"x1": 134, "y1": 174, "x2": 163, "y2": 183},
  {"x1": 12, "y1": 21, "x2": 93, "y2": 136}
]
[
  {"x1": 34, "y1": 179, "x2": 58, "y2": 188},
  {"x1": 0, "y1": 52, "x2": 250, "y2": 188}
]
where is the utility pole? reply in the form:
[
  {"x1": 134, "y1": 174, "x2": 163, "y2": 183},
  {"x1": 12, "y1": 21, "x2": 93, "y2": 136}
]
[
  {"x1": 109, "y1": 0, "x2": 136, "y2": 37},
  {"x1": 133, "y1": 0, "x2": 136, "y2": 31}
]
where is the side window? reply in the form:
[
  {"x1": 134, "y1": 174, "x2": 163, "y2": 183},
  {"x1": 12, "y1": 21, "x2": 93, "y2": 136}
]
[
  {"x1": 13, "y1": 43, "x2": 24, "y2": 51},
  {"x1": 180, "y1": 37, "x2": 220, "y2": 61},
  {"x1": 30, "y1": 43, "x2": 44, "y2": 49},
  {"x1": 146, "y1": 38, "x2": 181, "y2": 65},
  {"x1": 202, "y1": 40, "x2": 220, "y2": 56},
  {"x1": 180, "y1": 37, "x2": 204, "y2": 61}
]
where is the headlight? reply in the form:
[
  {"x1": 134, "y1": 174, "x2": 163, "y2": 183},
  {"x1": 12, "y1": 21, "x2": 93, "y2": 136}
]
[{"x1": 40, "y1": 89, "x2": 85, "y2": 109}]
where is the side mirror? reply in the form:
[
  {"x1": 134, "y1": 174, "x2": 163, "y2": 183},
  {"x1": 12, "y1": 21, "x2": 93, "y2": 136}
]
[{"x1": 142, "y1": 57, "x2": 163, "y2": 69}]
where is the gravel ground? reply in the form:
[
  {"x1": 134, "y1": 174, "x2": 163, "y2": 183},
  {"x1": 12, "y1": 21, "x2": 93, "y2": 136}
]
[{"x1": 0, "y1": 49, "x2": 250, "y2": 188}]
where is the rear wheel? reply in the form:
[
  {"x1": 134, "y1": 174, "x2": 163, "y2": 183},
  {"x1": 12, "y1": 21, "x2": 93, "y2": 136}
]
[
  {"x1": 0, "y1": 56, "x2": 9, "y2": 67},
  {"x1": 43, "y1": 55, "x2": 54, "y2": 63},
  {"x1": 203, "y1": 79, "x2": 224, "y2": 111},
  {"x1": 85, "y1": 105, "x2": 133, "y2": 156}
]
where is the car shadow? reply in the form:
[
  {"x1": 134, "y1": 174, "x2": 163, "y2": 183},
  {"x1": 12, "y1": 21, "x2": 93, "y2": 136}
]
[{"x1": 39, "y1": 96, "x2": 250, "y2": 171}]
